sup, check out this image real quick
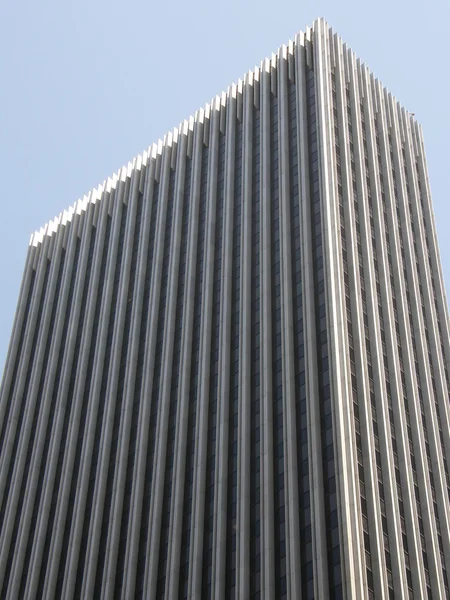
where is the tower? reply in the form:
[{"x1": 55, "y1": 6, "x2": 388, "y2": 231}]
[{"x1": 1, "y1": 18, "x2": 450, "y2": 600}]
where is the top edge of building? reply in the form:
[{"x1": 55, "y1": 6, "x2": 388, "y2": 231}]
[{"x1": 29, "y1": 17, "x2": 420, "y2": 248}]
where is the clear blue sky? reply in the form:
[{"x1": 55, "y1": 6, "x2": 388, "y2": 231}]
[{"x1": 1, "y1": 0, "x2": 449, "y2": 375}]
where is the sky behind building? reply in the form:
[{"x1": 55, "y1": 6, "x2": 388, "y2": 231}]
[{"x1": 1, "y1": 0, "x2": 449, "y2": 375}]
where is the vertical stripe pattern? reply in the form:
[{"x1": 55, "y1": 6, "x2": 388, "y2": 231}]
[{"x1": 0, "y1": 19, "x2": 449, "y2": 600}]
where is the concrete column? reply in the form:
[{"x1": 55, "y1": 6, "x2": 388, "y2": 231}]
[
  {"x1": 212, "y1": 89, "x2": 236, "y2": 600},
  {"x1": 295, "y1": 29, "x2": 330, "y2": 600},
  {"x1": 260, "y1": 56, "x2": 275, "y2": 600},
  {"x1": 188, "y1": 101, "x2": 219, "y2": 600},
  {"x1": 277, "y1": 44, "x2": 302, "y2": 600}
]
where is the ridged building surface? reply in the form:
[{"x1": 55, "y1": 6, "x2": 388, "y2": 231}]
[{"x1": 1, "y1": 18, "x2": 450, "y2": 600}]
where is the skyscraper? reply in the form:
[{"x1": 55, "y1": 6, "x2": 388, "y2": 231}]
[{"x1": 1, "y1": 16, "x2": 450, "y2": 599}]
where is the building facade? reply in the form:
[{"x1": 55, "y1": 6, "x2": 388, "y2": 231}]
[{"x1": 1, "y1": 18, "x2": 450, "y2": 600}]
